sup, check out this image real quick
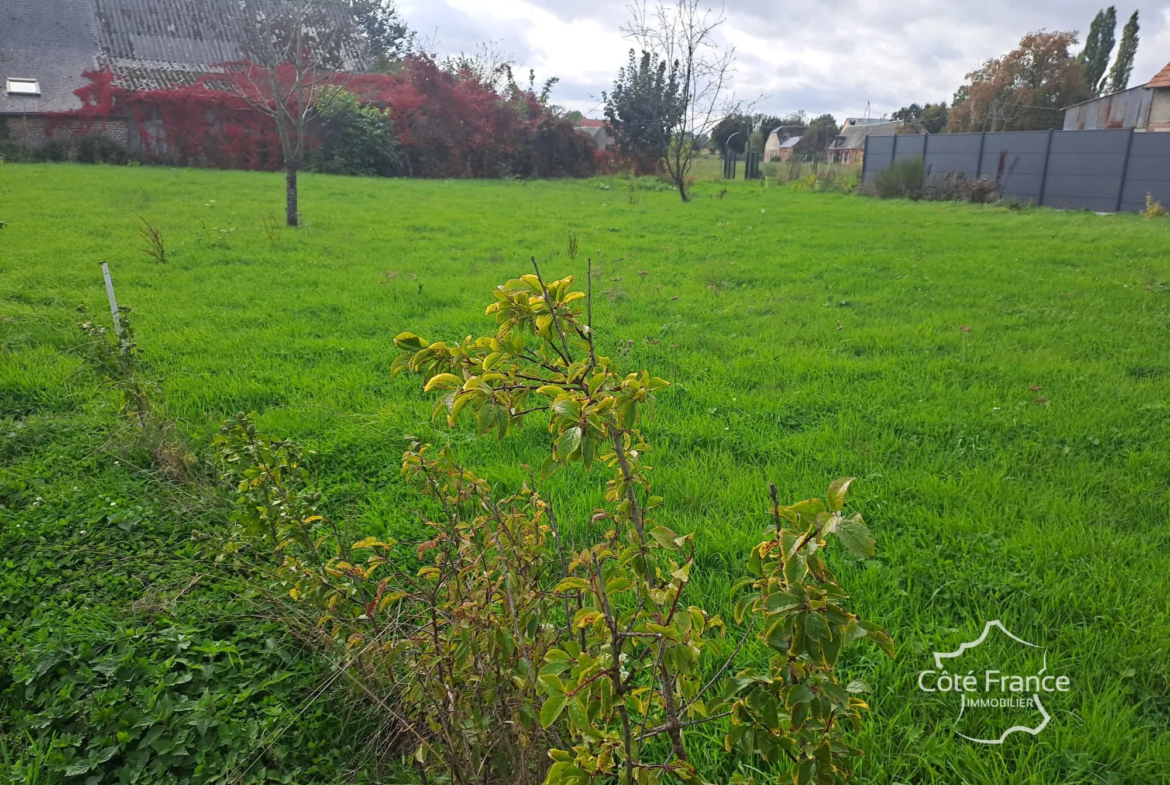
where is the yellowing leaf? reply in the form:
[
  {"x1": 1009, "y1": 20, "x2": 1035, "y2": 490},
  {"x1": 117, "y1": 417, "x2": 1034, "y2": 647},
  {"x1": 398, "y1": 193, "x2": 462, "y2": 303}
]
[
  {"x1": 554, "y1": 577, "x2": 591, "y2": 593},
  {"x1": 573, "y1": 609, "x2": 604, "y2": 630},
  {"x1": 423, "y1": 373, "x2": 460, "y2": 392},
  {"x1": 827, "y1": 477, "x2": 855, "y2": 512}
]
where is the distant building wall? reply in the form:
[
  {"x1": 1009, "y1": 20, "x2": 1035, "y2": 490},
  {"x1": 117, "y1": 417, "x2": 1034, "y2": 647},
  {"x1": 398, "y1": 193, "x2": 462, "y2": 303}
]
[
  {"x1": 763, "y1": 132, "x2": 780, "y2": 161},
  {"x1": 863, "y1": 128, "x2": 1170, "y2": 213},
  {"x1": 1, "y1": 115, "x2": 131, "y2": 147},
  {"x1": 1150, "y1": 91, "x2": 1170, "y2": 132},
  {"x1": 1063, "y1": 87, "x2": 1153, "y2": 131}
]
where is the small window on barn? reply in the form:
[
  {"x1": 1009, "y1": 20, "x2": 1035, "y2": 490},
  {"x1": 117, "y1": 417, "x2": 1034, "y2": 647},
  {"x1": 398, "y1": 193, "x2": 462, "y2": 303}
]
[{"x1": 6, "y1": 78, "x2": 41, "y2": 96}]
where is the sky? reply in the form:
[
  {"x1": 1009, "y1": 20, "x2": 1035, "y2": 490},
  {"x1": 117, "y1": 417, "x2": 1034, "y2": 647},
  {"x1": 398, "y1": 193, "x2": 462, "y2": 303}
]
[{"x1": 396, "y1": 0, "x2": 1170, "y2": 121}]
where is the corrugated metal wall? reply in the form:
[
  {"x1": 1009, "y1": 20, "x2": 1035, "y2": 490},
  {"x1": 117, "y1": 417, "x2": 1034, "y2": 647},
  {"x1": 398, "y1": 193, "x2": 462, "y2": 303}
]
[
  {"x1": 863, "y1": 129, "x2": 1170, "y2": 213},
  {"x1": 1062, "y1": 88, "x2": 1153, "y2": 131}
]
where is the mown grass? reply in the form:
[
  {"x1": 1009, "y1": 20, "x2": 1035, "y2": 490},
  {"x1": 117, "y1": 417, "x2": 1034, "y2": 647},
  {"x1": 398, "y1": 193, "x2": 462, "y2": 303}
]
[{"x1": 2, "y1": 162, "x2": 1169, "y2": 784}]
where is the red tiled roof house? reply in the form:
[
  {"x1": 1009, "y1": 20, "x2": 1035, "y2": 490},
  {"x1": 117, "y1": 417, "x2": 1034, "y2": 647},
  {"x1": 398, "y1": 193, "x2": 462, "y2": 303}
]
[{"x1": 1148, "y1": 61, "x2": 1170, "y2": 132}]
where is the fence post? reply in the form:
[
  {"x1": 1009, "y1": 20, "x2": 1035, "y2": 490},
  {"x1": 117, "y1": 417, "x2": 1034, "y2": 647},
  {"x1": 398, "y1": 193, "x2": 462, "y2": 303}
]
[
  {"x1": 1116, "y1": 127, "x2": 1136, "y2": 212},
  {"x1": 975, "y1": 132, "x2": 986, "y2": 179},
  {"x1": 891, "y1": 131, "x2": 899, "y2": 168},
  {"x1": 1037, "y1": 129, "x2": 1055, "y2": 206},
  {"x1": 861, "y1": 136, "x2": 868, "y2": 183},
  {"x1": 923, "y1": 132, "x2": 930, "y2": 178}
]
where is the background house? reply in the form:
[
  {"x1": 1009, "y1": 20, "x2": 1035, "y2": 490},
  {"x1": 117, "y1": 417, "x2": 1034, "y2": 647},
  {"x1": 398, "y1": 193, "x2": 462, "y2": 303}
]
[
  {"x1": 573, "y1": 118, "x2": 611, "y2": 151},
  {"x1": 827, "y1": 120, "x2": 906, "y2": 165},
  {"x1": 1147, "y1": 61, "x2": 1170, "y2": 132},
  {"x1": 1063, "y1": 59, "x2": 1170, "y2": 132},
  {"x1": 762, "y1": 125, "x2": 806, "y2": 161},
  {"x1": 0, "y1": 0, "x2": 357, "y2": 151}
]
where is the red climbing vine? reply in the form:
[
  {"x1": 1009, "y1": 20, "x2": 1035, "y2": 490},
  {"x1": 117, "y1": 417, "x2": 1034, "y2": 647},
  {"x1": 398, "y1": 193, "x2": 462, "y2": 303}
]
[{"x1": 56, "y1": 57, "x2": 596, "y2": 178}]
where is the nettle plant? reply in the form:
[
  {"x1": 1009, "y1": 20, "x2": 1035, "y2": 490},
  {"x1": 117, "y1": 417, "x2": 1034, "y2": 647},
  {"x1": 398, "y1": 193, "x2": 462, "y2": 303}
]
[{"x1": 217, "y1": 259, "x2": 892, "y2": 785}]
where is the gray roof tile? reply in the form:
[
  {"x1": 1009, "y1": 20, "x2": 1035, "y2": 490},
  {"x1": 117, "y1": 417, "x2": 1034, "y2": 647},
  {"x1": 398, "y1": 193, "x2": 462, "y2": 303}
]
[{"x1": 2, "y1": 0, "x2": 359, "y2": 116}]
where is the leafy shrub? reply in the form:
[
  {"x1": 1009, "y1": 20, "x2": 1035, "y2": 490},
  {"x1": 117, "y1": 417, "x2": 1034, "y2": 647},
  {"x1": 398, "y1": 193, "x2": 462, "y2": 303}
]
[
  {"x1": 873, "y1": 158, "x2": 925, "y2": 200},
  {"x1": 74, "y1": 134, "x2": 130, "y2": 165},
  {"x1": 922, "y1": 171, "x2": 999, "y2": 204},
  {"x1": 0, "y1": 139, "x2": 28, "y2": 162},
  {"x1": 217, "y1": 261, "x2": 894, "y2": 785},
  {"x1": 31, "y1": 139, "x2": 69, "y2": 163},
  {"x1": 310, "y1": 88, "x2": 404, "y2": 177},
  {"x1": 514, "y1": 118, "x2": 598, "y2": 178}
]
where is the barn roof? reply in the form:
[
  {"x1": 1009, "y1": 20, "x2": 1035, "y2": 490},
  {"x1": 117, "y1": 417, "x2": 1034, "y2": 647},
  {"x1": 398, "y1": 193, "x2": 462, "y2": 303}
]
[
  {"x1": 829, "y1": 120, "x2": 901, "y2": 151},
  {"x1": 1148, "y1": 60, "x2": 1170, "y2": 89},
  {"x1": 0, "y1": 0, "x2": 101, "y2": 114},
  {"x1": 1, "y1": 0, "x2": 360, "y2": 116}
]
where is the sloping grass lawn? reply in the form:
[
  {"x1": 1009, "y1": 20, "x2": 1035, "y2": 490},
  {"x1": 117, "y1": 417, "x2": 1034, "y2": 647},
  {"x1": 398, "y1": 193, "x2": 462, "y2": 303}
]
[{"x1": 2, "y1": 163, "x2": 1169, "y2": 784}]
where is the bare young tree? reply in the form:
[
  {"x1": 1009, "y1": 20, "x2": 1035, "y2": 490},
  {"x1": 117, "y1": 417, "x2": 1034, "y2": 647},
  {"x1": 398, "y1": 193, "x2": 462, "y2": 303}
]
[
  {"x1": 622, "y1": 0, "x2": 745, "y2": 201},
  {"x1": 235, "y1": 0, "x2": 361, "y2": 226}
]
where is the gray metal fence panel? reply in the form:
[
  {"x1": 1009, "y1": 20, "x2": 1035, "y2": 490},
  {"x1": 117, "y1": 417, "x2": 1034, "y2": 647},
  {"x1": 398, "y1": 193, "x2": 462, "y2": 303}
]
[
  {"x1": 981, "y1": 132, "x2": 1050, "y2": 202},
  {"x1": 922, "y1": 133, "x2": 981, "y2": 179},
  {"x1": 861, "y1": 126, "x2": 1170, "y2": 213},
  {"x1": 1120, "y1": 133, "x2": 1170, "y2": 212},
  {"x1": 894, "y1": 134, "x2": 926, "y2": 161},
  {"x1": 1042, "y1": 130, "x2": 1130, "y2": 211},
  {"x1": 864, "y1": 136, "x2": 895, "y2": 183}
]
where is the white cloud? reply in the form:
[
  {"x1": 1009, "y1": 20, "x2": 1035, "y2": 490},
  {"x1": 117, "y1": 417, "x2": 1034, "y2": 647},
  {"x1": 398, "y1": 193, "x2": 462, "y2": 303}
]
[{"x1": 398, "y1": 0, "x2": 1170, "y2": 120}]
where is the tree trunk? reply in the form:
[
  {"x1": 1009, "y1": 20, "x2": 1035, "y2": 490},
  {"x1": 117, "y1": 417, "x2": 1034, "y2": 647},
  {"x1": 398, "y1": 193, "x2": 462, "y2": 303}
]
[
  {"x1": 675, "y1": 174, "x2": 691, "y2": 203},
  {"x1": 285, "y1": 162, "x2": 299, "y2": 227}
]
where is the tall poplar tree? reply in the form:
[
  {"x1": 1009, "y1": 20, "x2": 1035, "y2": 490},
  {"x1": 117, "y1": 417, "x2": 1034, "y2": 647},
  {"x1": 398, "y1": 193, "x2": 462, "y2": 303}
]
[
  {"x1": 1106, "y1": 11, "x2": 1140, "y2": 93},
  {"x1": 1080, "y1": 6, "x2": 1117, "y2": 94}
]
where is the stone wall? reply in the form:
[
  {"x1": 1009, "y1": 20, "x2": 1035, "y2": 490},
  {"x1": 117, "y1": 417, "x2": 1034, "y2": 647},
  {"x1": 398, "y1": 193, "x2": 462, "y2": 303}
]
[{"x1": 0, "y1": 115, "x2": 132, "y2": 148}]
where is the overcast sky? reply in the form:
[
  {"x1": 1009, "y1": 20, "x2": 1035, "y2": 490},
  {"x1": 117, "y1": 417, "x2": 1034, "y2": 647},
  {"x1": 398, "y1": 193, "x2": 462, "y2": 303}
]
[{"x1": 396, "y1": 0, "x2": 1170, "y2": 120}]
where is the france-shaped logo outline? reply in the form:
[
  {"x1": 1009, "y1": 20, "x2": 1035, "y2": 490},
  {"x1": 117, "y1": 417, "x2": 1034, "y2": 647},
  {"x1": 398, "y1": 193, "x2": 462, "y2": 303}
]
[{"x1": 932, "y1": 620, "x2": 1051, "y2": 745}]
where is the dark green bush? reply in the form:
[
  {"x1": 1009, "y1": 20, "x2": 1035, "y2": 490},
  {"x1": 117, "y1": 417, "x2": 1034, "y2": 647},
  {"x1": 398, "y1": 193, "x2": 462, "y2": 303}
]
[
  {"x1": 0, "y1": 138, "x2": 28, "y2": 163},
  {"x1": 873, "y1": 157, "x2": 925, "y2": 200},
  {"x1": 31, "y1": 139, "x2": 69, "y2": 163},
  {"x1": 74, "y1": 134, "x2": 130, "y2": 165}
]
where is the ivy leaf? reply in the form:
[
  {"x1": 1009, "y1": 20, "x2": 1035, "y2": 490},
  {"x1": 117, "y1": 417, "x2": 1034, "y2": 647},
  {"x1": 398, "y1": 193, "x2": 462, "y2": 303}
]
[
  {"x1": 540, "y1": 694, "x2": 567, "y2": 728},
  {"x1": 833, "y1": 516, "x2": 875, "y2": 559},
  {"x1": 827, "y1": 477, "x2": 855, "y2": 512}
]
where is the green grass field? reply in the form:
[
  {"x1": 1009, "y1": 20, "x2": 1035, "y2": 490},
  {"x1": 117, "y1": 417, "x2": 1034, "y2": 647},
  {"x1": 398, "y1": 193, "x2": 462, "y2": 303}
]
[{"x1": 2, "y1": 163, "x2": 1169, "y2": 784}]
